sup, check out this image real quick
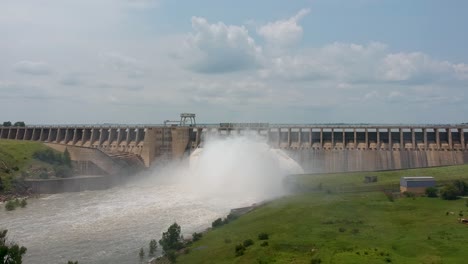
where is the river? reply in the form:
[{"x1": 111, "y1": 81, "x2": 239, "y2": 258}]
[{"x1": 0, "y1": 136, "x2": 303, "y2": 264}]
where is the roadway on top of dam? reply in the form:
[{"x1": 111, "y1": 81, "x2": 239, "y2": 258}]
[{"x1": 10, "y1": 123, "x2": 468, "y2": 129}]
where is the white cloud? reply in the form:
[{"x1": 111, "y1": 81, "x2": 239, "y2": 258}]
[
  {"x1": 185, "y1": 17, "x2": 262, "y2": 73},
  {"x1": 100, "y1": 52, "x2": 147, "y2": 78},
  {"x1": 257, "y1": 9, "x2": 310, "y2": 47},
  {"x1": 13, "y1": 61, "x2": 52, "y2": 75}
]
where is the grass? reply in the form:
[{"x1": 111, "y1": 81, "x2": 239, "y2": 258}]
[
  {"x1": 178, "y1": 165, "x2": 468, "y2": 264},
  {"x1": 0, "y1": 139, "x2": 55, "y2": 191}
]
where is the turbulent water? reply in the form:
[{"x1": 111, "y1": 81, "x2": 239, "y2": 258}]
[{"x1": 0, "y1": 135, "x2": 303, "y2": 264}]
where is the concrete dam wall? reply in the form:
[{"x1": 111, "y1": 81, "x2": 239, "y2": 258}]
[
  {"x1": 289, "y1": 149, "x2": 468, "y2": 173},
  {"x1": 1, "y1": 123, "x2": 468, "y2": 173}
]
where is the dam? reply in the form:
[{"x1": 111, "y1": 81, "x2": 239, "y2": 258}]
[{"x1": 1, "y1": 116, "x2": 468, "y2": 173}]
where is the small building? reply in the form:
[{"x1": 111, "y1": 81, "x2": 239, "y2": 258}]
[{"x1": 400, "y1": 176, "x2": 436, "y2": 194}]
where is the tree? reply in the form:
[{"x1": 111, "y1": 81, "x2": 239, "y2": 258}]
[
  {"x1": 159, "y1": 223, "x2": 183, "y2": 254},
  {"x1": 0, "y1": 229, "x2": 27, "y2": 264},
  {"x1": 149, "y1": 239, "x2": 157, "y2": 256},
  {"x1": 2, "y1": 121, "x2": 11, "y2": 127},
  {"x1": 139, "y1": 247, "x2": 145, "y2": 260},
  {"x1": 13, "y1": 122, "x2": 25, "y2": 127},
  {"x1": 425, "y1": 187, "x2": 438, "y2": 197},
  {"x1": 440, "y1": 185, "x2": 459, "y2": 200},
  {"x1": 453, "y1": 180, "x2": 467, "y2": 196},
  {"x1": 63, "y1": 148, "x2": 72, "y2": 167}
]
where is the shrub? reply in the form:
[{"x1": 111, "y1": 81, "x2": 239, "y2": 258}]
[
  {"x1": 384, "y1": 192, "x2": 394, "y2": 202},
  {"x1": 166, "y1": 250, "x2": 177, "y2": 263},
  {"x1": 226, "y1": 213, "x2": 238, "y2": 222},
  {"x1": 54, "y1": 165, "x2": 72, "y2": 178},
  {"x1": 139, "y1": 247, "x2": 145, "y2": 259},
  {"x1": 159, "y1": 223, "x2": 184, "y2": 254},
  {"x1": 5, "y1": 200, "x2": 16, "y2": 211},
  {"x1": 0, "y1": 230, "x2": 27, "y2": 264},
  {"x1": 67, "y1": 261, "x2": 78, "y2": 264},
  {"x1": 192, "y1": 232, "x2": 202, "y2": 242},
  {"x1": 258, "y1": 232, "x2": 269, "y2": 240},
  {"x1": 20, "y1": 199, "x2": 27, "y2": 208},
  {"x1": 260, "y1": 241, "x2": 269, "y2": 247},
  {"x1": 224, "y1": 238, "x2": 232, "y2": 244},
  {"x1": 351, "y1": 228, "x2": 359, "y2": 234},
  {"x1": 243, "y1": 239, "x2": 254, "y2": 247},
  {"x1": 403, "y1": 191, "x2": 415, "y2": 198},
  {"x1": 212, "y1": 218, "x2": 224, "y2": 228},
  {"x1": 311, "y1": 258, "x2": 322, "y2": 264},
  {"x1": 338, "y1": 227, "x2": 346, "y2": 233},
  {"x1": 440, "y1": 185, "x2": 460, "y2": 200},
  {"x1": 425, "y1": 187, "x2": 438, "y2": 197},
  {"x1": 235, "y1": 244, "x2": 246, "y2": 256}
]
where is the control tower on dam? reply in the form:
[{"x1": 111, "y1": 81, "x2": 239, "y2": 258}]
[{"x1": 1, "y1": 120, "x2": 468, "y2": 173}]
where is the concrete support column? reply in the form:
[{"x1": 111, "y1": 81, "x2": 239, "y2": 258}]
[
  {"x1": 277, "y1": 128, "x2": 281, "y2": 147},
  {"x1": 460, "y1": 129, "x2": 465, "y2": 150},
  {"x1": 39, "y1": 128, "x2": 45, "y2": 141},
  {"x1": 135, "y1": 129, "x2": 141, "y2": 145},
  {"x1": 423, "y1": 128, "x2": 428, "y2": 149},
  {"x1": 354, "y1": 129, "x2": 357, "y2": 149},
  {"x1": 365, "y1": 128, "x2": 368, "y2": 150},
  {"x1": 126, "y1": 128, "x2": 131, "y2": 145},
  {"x1": 55, "y1": 128, "x2": 61, "y2": 143},
  {"x1": 448, "y1": 128, "x2": 453, "y2": 149},
  {"x1": 298, "y1": 128, "x2": 302, "y2": 146},
  {"x1": 388, "y1": 129, "x2": 392, "y2": 150},
  {"x1": 376, "y1": 128, "x2": 380, "y2": 149},
  {"x1": 342, "y1": 129, "x2": 346, "y2": 148},
  {"x1": 287, "y1": 128, "x2": 291, "y2": 147},
  {"x1": 320, "y1": 128, "x2": 323, "y2": 148},
  {"x1": 435, "y1": 128, "x2": 440, "y2": 149},
  {"x1": 64, "y1": 129, "x2": 70, "y2": 144},
  {"x1": 7, "y1": 128, "x2": 12, "y2": 139},
  {"x1": 331, "y1": 128, "x2": 334, "y2": 148},
  {"x1": 15, "y1": 129, "x2": 20, "y2": 140},
  {"x1": 400, "y1": 128, "x2": 404, "y2": 150},
  {"x1": 411, "y1": 129, "x2": 416, "y2": 149},
  {"x1": 309, "y1": 128, "x2": 313, "y2": 147},
  {"x1": 90, "y1": 128, "x2": 97, "y2": 146},
  {"x1": 117, "y1": 129, "x2": 123, "y2": 145},
  {"x1": 47, "y1": 129, "x2": 53, "y2": 142},
  {"x1": 72, "y1": 129, "x2": 78, "y2": 145}
]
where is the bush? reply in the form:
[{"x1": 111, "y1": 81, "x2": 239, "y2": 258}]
[
  {"x1": 440, "y1": 185, "x2": 460, "y2": 200},
  {"x1": 0, "y1": 230, "x2": 27, "y2": 263},
  {"x1": 139, "y1": 247, "x2": 145, "y2": 259},
  {"x1": 20, "y1": 199, "x2": 27, "y2": 208},
  {"x1": 258, "y1": 232, "x2": 269, "y2": 240},
  {"x1": 192, "y1": 232, "x2": 202, "y2": 242},
  {"x1": 425, "y1": 187, "x2": 438, "y2": 197},
  {"x1": 166, "y1": 250, "x2": 177, "y2": 263},
  {"x1": 159, "y1": 222, "x2": 183, "y2": 254},
  {"x1": 243, "y1": 239, "x2": 254, "y2": 247},
  {"x1": 212, "y1": 218, "x2": 224, "y2": 228},
  {"x1": 5, "y1": 200, "x2": 16, "y2": 211},
  {"x1": 338, "y1": 227, "x2": 346, "y2": 233},
  {"x1": 311, "y1": 258, "x2": 322, "y2": 264},
  {"x1": 260, "y1": 241, "x2": 269, "y2": 247},
  {"x1": 234, "y1": 244, "x2": 246, "y2": 256}
]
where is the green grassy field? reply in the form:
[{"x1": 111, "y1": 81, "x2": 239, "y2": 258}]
[
  {"x1": 0, "y1": 139, "x2": 53, "y2": 190},
  {"x1": 178, "y1": 166, "x2": 468, "y2": 264}
]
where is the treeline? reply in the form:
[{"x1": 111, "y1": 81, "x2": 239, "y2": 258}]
[{"x1": 1, "y1": 121, "x2": 25, "y2": 127}]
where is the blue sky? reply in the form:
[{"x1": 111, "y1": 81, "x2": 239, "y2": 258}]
[{"x1": 1, "y1": 0, "x2": 467, "y2": 124}]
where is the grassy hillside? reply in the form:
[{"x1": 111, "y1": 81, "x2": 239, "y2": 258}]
[
  {"x1": 0, "y1": 139, "x2": 63, "y2": 192},
  {"x1": 178, "y1": 165, "x2": 468, "y2": 264}
]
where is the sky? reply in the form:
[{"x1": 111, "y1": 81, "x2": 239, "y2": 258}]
[{"x1": 1, "y1": 0, "x2": 467, "y2": 125}]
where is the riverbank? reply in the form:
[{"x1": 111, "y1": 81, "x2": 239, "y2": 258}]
[{"x1": 177, "y1": 165, "x2": 468, "y2": 263}]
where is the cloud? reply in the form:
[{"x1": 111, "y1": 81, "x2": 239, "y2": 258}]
[
  {"x1": 100, "y1": 52, "x2": 147, "y2": 78},
  {"x1": 185, "y1": 17, "x2": 262, "y2": 74},
  {"x1": 257, "y1": 9, "x2": 310, "y2": 47},
  {"x1": 13, "y1": 61, "x2": 52, "y2": 75}
]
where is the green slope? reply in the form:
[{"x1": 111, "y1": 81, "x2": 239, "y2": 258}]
[{"x1": 178, "y1": 165, "x2": 468, "y2": 264}]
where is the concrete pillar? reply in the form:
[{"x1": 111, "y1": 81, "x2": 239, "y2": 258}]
[
  {"x1": 376, "y1": 128, "x2": 380, "y2": 148},
  {"x1": 448, "y1": 128, "x2": 452, "y2": 149},
  {"x1": 47, "y1": 129, "x2": 53, "y2": 142},
  {"x1": 15, "y1": 129, "x2": 20, "y2": 140},
  {"x1": 460, "y1": 129, "x2": 465, "y2": 150},
  {"x1": 365, "y1": 128, "x2": 368, "y2": 149},
  {"x1": 7, "y1": 128, "x2": 12, "y2": 139},
  {"x1": 126, "y1": 128, "x2": 131, "y2": 145},
  {"x1": 309, "y1": 128, "x2": 313, "y2": 147},
  {"x1": 64, "y1": 129, "x2": 70, "y2": 144},
  {"x1": 320, "y1": 128, "x2": 323, "y2": 148},
  {"x1": 331, "y1": 128, "x2": 334, "y2": 148},
  {"x1": 342, "y1": 129, "x2": 346, "y2": 148},
  {"x1": 411, "y1": 129, "x2": 416, "y2": 149},
  {"x1": 287, "y1": 128, "x2": 291, "y2": 147},
  {"x1": 423, "y1": 128, "x2": 427, "y2": 149},
  {"x1": 388, "y1": 129, "x2": 392, "y2": 150},
  {"x1": 400, "y1": 128, "x2": 404, "y2": 150},
  {"x1": 353, "y1": 128, "x2": 357, "y2": 148},
  {"x1": 278, "y1": 128, "x2": 281, "y2": 147},
  {"x1": 55, "y1": 128, "x2": 61, "y2": 143},
  {"x1": 39, "y1": 128, "x2": 45, "y2": 141},
  {"x1": 72, "y1": 129, "x2": 78, "y2": 145},
  {"x1": 298, "y1": 128, "x2": 302, "y2": 146},
  {"x1": 196, "y1": 128, "x2": 202, "y2": 147},
  {"x1": 117, "y1": 129, "x2": 123, "y2": 145},
  {"x1": 435, "y1": 128, "x2": 440, "y2": 149},
  {"x1": 90, "y1": 128, "x2": 97, "y2": 146}
]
